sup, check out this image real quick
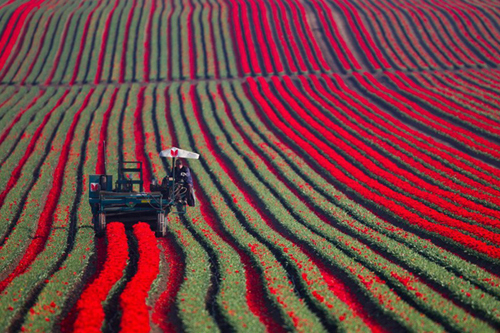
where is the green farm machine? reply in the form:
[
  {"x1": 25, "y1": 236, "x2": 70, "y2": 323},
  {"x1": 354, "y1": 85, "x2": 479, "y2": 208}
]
[{"x1": 88, "y1": 147, "x2": 199, "y2": 237}]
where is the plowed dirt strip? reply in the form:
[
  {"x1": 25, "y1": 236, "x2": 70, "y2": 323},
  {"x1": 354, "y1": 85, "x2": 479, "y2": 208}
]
[
  {"x1": 73, "y1": 223, "x2": 128, "y2": 333},
  {"x1": 0, "y1": 89, "x2": 94, "y2": 293}
]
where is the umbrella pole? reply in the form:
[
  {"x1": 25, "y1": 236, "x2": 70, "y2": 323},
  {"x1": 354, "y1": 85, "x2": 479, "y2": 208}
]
[{"x1": 170, "y1": 157, "x2": 176, "y2": 202}]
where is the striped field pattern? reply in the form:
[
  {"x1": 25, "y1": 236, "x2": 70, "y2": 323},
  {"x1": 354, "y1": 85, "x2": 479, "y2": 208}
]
[{"x1": 1, "y1": 0, "x2": 500, "y2": 331}]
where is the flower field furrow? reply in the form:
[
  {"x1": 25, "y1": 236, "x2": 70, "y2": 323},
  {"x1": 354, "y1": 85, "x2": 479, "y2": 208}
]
[
  {"x1": 418, "y1": 71, "x2": 500, "y2": 119},
  {"x1": 355, "y1": 72, "x2": 500, "y2": 165},
  {"x1": 286, "y1": 0, "x2": 330, "y2": 71},
  {"x1": 0, "y1": 0, "x2": 46, "y2": 73},
  {"x1": 2, "y1": 0, "x2": 500, "y2": 330},
  {"x1": 68, "y1": 0, "x2": 106, "y2": 85},
  {"x1": 261, "y1": 76, "x2": 495, "y2": 241},
  {"x1": 389, "y1": 72, "x2": 500, "y2": 138},
  {"x1": 177, "y1": 83, "x2": 330, "y2": 331},
  {"x1": 119, "y1": 223, "x2": 159, "y2": 333},
  {"x1": 215, "y1": 81, "x2": 496, "y2": 331},
  {"x1": 275, "y1": 76, "x2": 500, "y2": 225},
  {"x1": 307, "y1": 75, "x2": 500, "y2": 206},
  {"x1": 94, "y1": 0, "x2": 120, "y2": 84},
  {"x1": 375, "y1": 0, "x2": 449, "y2": 69},
  {"x1": 0, "y1": 89, "x2": 95, "y2": 294},
  {"x1": 119, "y1": 0, "x2": 138, "y2": 83},
  {"x1": 0, "y1": 89, "x2": 43, "y2": 147},
  {"x1": 0, "y1": 86, "x2": 104, "y2": 331},
  {"x1": 141, "y1": 84, "x2": 269, "y2": 331},
  {"x1": 427, "y1": 0, "x2": 500, "y2": 65},
  {"x1": 73, "y1": 223, "x2": 128, "y2": 333},
  {"x1": 354, "y1": 0, "x2": 431, "y2": 70},
  {"x1": 247, "y1": 77, "x2": 500, "y2": 260},
  {"x1": 328, "y1": 0, "x2": 389, "y2": 69},
  {"x1": 0, "y1": 89, "x2": 70, "y2": 216},
  {"x1": 416, "y1": 1, "x2": 490, "y2": 66},
  {"x1": 329, "y1": 75, "x2": 500, "y2": 192},
  {"x1": 43, "y1": 1, "x2": 86, "y2": 85},
  {"x1": 303, "y1": 0, "x2": 357, "y2": 71},
  {"x1": 223, "y1": 80, "x2": 500, "y2": 320}
]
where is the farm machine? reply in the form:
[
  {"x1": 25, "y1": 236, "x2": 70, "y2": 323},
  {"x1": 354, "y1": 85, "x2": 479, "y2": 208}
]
[{"x1": 88, "y1": 147, "x2": 199, "y2": 237}]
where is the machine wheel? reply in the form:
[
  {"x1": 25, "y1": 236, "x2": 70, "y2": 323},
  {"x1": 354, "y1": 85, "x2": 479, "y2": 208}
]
[
  {"x1": 156, "y1": 212, "x2": 167, "y2": 237},
  {"x1": 94, "y1": 213, "x2": 106, "y2": 237}
]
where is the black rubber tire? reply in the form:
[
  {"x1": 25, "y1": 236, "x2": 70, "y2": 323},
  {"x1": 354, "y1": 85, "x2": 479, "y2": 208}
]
[
  {"x1": 156, "y1": 212, "x2": 167, "y2": 237},
  {"x1": 95, "y1": 213, "x2": 106, "y2": 238}
]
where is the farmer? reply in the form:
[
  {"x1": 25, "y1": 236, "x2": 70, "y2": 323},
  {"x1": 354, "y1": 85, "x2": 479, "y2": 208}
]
[{"x1": 162, "y1": 159, "x2": 196, "y2": 206}]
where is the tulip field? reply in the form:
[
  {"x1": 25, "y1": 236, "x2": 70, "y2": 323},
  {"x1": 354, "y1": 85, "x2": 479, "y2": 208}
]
[{"x1": 1, "y1": 0, "x2": 500, "y2": 331}]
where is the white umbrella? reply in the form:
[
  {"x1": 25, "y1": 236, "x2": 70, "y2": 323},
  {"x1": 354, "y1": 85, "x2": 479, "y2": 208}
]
[{"x1": 159, "y1": 147, "x2": 200, "y2": 159}]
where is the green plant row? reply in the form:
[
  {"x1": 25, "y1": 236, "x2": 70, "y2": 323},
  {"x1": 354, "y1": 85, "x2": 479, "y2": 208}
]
[
  {"x1": 0, "y1": 86, "x2": 103, "y2": 331},
  {"x1": 210, "y1": 82, "x2": 498, "y2": 332},
  {"x1": 171, "y1": 82, "x2": 336, "y2": 332},
  {"x1": 221, "y1": 81, "x2": 500, "y2": 330}
]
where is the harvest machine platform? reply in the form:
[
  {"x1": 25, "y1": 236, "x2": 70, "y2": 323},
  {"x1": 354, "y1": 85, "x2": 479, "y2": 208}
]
[{"x1": 89, "y1": 148, "x2": 199, "y2": 237}]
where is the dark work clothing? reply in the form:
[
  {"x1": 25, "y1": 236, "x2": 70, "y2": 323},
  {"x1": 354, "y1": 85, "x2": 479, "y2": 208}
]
[
  {"x1": 169, "y1": 166, "x2": 193, "y2": 186},
  {"x1": 163, "y1": 165, "x2": 196, "y2": 207}
]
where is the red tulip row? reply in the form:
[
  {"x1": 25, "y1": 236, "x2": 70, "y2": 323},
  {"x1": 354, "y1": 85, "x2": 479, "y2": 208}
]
[
  {"x1": 417, "y1": 71, "x2": 500, "y2": 118},
  {"x1": 69, "y1": 0, "x2": 105, "y2": 85},
  {"x1": 213, "y1": 81, "x2": 500, "y2": 330},
  {"x1": 94, "y1": 0, "x2": 120, "y2": 84},
  {"x1": 304, "y1": 74, "x2": 500, "y2": 205},
  {"x1": 180, "y1": 83, "x2": 365, "y2": 331},
  {"x1": 0, "y1": 87, "x2": 106, "y2": 331},
  {"x1": 297, "y1": 77, "x2": 500, "y2": 224},
  {"x1": 448, "y1": 0, "x2": 500, "y2": 53},
  {"x1": 0, "y1": 0, "x2": 46, "y2": 73},
  {"x1": 0, "y1": 0, "x2": 340, "y2": 85},
  {"x1": 355, "y1": 72, "x2": 500, "y2": 164},
  {"x1": 0, "y1": 89, "x2": 95, "y2": 293},
  {"x1": 460, "y1": 69, "x2": 500, "y2": 100},
  {"x1": 276, "y1": 76, "x2": 500, "y2": 226},
  {"x1": 247, "y1": 77, "x2": 500, "y2": 259},
  {"x1": 329, "y1": 74, "x2": 500, "y2": 194},
  {"x1": 43, "y1": 1, "x2": 87, "y2": 85},
  {"x1": 354, "y1": 0, "x2": 433, "y2": 70},
  {"x1": 224, "y1": 80, "x2": 500, "y2": 325},
  {"x1": 390, "y1": 0, "x2": 458, "y2": 68},
  {"x1": 127, "y1": 84, "x2": 266, "y2": 331},
  {"x1": 328, "y1": 0, "x2": 388, "y2": 70},
  {"x1": 387, "y1": 71, "x2": 500, "y2": 138},
  {"x1": 0, "y1": 89, "x2": 75, "y2": 251},
  {"x1": 73, "y1": 223, "x2": 128, "y2": 333},
  {"x1": 427, "y1": 0, "x2": 500, "y2": 65},
  {"x1": 119, "y1": 223, "x2": 159, "y2": 333},
  {"x1": 15, "y1": 11, "x2": 55, "y2": 85}
]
